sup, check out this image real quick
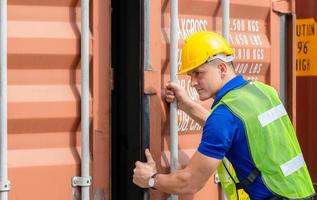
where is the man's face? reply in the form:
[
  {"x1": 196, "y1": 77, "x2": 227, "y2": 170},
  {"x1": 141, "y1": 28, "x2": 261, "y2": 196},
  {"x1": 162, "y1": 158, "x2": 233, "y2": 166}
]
[{"x1": 187, "y1": 61, "x2": 223, "y2": 101}]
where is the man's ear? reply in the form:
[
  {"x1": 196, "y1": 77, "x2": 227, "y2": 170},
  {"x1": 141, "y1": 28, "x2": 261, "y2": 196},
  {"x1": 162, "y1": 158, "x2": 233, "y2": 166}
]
[{"x1": 217, "y1": 62, "x2": 228, "y2": 74}]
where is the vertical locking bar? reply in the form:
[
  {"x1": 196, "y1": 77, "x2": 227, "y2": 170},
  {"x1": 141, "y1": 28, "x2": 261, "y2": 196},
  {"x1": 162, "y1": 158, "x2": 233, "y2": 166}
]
[
  {"x1": 81, "y1": 0, "x2": 91, "y2": 199},
  {"x1": 0, "y1": 0, "x2": 10, "y2": 199},
  {"x1": 170, "y1": 0, "x2": 179, "y2": 199},
  {"x1": 220, "y1": 1, "x2": 230, "y2": 199}
]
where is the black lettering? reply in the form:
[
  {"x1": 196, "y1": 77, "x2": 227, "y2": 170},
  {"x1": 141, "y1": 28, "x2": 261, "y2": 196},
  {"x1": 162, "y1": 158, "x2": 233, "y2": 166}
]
[
  {"x1": 296, "y1": 59, "x2": 310, "y2": 71},
  {"x1": 296, "y1": 23, "x2": 315, "y2": 36}
]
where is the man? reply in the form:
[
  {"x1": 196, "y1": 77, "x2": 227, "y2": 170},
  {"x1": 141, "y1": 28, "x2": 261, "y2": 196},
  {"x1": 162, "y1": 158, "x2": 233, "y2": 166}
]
[{"x1": 133, "y1": 31, "x2": 315, "y2": 199}]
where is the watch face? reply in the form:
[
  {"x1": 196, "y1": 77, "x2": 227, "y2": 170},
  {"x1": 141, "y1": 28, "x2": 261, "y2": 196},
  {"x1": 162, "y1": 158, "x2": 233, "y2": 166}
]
[{"x1": 148, "y1": 177, "x2": 155, "y2": 187}]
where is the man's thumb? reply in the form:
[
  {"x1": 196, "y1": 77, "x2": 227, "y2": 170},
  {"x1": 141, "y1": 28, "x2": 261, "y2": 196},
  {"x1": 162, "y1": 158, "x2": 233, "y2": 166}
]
[{"x1": 145, "y1": 148, "x2": 154, "y2": 163}]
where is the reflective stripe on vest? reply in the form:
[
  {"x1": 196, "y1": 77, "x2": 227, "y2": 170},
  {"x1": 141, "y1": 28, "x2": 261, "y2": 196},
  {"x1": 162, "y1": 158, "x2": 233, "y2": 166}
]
[
  {"x1": 280, "y1": 153, "x2": 305, "y2": 177},
  {"x1": 215, "y1": 81, "x2": 315, "y2": 199},
  {"x1": 258, "y1": 104, "x2": 287, "y2": 127}
]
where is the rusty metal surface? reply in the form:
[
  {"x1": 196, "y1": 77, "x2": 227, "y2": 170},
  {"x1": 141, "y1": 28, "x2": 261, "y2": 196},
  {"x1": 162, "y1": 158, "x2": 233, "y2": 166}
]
[
  {"x1": 7, "y1": 0, "x2": 110, "y2": 199},
  {"x1": 295, "y1": 0, "x2": 317, "y2": 184},
  {"x1": 145, "y1": 0, "x2": 284, "y2": 199}
]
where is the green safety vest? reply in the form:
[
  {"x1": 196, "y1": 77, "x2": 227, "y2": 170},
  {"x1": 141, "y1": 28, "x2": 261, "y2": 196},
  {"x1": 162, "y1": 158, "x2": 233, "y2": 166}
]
[{"x1": 213, "y1": 81, "x2": 315, "y2": 199}]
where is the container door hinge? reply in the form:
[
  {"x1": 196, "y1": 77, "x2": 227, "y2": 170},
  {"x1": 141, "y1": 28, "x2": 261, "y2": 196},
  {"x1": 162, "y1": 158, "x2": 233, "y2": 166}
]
[
  {"x1": 71, "y1": 176, "x2": 92, "y2": 187},
  {"x1": 0, "y1": 180, "x2": 11, "y2": 191}
]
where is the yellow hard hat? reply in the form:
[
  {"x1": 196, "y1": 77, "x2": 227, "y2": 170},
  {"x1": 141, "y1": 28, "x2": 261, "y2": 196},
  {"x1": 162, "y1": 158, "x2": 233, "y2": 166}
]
[{"x1": 179, "y1": 31, "x2": 234, "y2": 74}]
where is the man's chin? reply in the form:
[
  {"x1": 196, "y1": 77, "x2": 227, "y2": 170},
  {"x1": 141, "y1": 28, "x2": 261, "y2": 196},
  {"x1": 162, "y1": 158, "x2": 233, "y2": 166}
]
[
  {"x1": 199, "y1": 93, "x2": 214, "y2": 101},
  {"x1": 199, "y1": 95, "x2": 209, "y2": 101}
]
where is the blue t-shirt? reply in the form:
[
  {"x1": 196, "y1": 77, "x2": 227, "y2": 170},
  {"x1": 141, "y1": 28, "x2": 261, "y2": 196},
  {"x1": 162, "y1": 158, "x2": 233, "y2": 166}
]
[{"x1": 197, "y1": 75, "x2": 273, "y2": 200}]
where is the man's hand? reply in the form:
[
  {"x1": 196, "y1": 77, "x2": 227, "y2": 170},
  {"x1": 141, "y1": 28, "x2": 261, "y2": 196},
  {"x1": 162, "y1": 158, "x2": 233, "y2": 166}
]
[
  {"x1": 133, "y1": 149, "x2": 157, "y2": 188},
  {"x1": 165, "y1": 81, "x2": 210, "y2": 126},
  {"x1": 165, "y1": 82, "x2": 194, "y2": 111}
]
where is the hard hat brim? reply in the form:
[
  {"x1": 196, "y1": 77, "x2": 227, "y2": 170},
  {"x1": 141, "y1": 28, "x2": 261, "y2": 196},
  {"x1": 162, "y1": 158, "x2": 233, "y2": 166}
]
[{"x1": 178, "y1": 55, "x2": 234, "y2": 75}]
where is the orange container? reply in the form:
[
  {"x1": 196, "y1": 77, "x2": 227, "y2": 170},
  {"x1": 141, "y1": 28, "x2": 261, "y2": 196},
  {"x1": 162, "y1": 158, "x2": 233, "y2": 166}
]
[
  {"x1": 7, "y1": 1, "x2": 110, "y2": 199},
  {"x1": 5, "y1": 0, "x2": 297, "y2": 199},
  {"x1": 144, "y1": 0, "x2": 296, "y2": 199}
]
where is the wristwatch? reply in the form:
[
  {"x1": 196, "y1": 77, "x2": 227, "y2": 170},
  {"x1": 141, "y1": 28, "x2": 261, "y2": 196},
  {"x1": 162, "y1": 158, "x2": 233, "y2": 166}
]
[{"x1": 148, "y1": 172, "x2": 159, "y2": 189}]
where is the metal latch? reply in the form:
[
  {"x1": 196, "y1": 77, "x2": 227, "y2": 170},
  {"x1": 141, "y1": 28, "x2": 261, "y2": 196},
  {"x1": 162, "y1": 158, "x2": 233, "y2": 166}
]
[
  {"x1": 72, "y1": 176, "x2": 92, "y2": 187},
  {"x1": 0, "y1": 180, "x2": 11, "y2": 191}
]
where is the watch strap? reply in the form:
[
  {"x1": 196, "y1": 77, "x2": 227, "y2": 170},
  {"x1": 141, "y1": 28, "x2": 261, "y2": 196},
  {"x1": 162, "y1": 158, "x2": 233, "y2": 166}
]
[{"x1": 150, "y1": 172, "x2": 159, "y2": 190}]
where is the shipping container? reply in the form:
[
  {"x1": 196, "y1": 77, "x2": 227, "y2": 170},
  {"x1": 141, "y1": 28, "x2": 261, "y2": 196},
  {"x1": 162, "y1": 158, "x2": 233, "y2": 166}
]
[
  {"x1": 112, "y1": 0, "x2": 296, "y2": 200},
  {"x1": 5, "y1": 0, "x2": 110, "y2": 199},
  {"x1": 1, "y1": 0, "x2": 309, "y2": 199},
  {"x1": 295, "y1": 0, "x2": 317, "y2": 192}
]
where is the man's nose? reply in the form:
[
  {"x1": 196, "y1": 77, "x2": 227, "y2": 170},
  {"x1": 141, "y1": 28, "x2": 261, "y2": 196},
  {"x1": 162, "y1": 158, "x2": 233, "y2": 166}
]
[{"x1": 190, "y1": 77, "x2": 198, "y2": 87}]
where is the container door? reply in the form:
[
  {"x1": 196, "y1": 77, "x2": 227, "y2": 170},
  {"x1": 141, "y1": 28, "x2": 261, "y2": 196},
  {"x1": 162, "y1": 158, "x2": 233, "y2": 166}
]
[
  {"x1": 8, "y1": 1, "x2": 111, "y2": 199},
  {"x1": 145, "y1": 0, "x2": 289, "y2": 199},
  {"x1": 295, "y1": 0, "x2": 317, "y2": 191}
]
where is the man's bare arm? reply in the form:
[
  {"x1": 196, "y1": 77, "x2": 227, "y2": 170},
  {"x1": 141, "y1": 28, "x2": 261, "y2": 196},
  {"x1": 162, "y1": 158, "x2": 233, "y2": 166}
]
[
  {"x1": 165, "y1": 82, "x2": 210, "y2": 126},
  {"x1": 133, "y1": 150, "x2": 221, "y2": 195},
  {"x1": 184, "y1": 100, "x2": 210, "y2": 126}
]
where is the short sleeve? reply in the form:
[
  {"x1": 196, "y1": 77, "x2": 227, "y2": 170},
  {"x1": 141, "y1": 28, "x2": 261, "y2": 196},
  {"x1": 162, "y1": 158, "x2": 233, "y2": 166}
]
[{"x1": 198, "y1": 104, "x2": 238, "y2": 160}]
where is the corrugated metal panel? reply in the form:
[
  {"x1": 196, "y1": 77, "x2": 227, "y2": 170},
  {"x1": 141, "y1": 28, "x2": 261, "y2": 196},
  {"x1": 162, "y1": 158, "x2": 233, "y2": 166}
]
[
  {"x1": 7, "y1": 0, "x2": 110, "y2": 199},
  {"x1": 8, "y1": 2, "x2": 81, "y2": 200},
  {"x1": 145, "y1": 0, "x2": 285, "y2": 199},
  {"x1": 295, "y1": 0, "x2": 317, "y2": 187}
]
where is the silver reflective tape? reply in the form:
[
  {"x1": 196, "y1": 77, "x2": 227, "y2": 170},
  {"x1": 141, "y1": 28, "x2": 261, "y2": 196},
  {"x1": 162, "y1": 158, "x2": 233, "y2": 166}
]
[
  {"x1": 280, "y1": 154, "x2": 305, "y2": 177},
  {"x1": 258, "y1": 104, "x2": 287, "y2": 127}
]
